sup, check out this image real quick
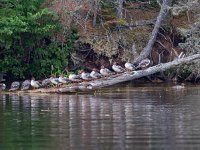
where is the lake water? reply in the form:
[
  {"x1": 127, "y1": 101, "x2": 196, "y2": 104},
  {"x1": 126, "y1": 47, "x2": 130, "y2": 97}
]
[{"x1": 0, "y1": 83, "x2": 200, "y2": 150}]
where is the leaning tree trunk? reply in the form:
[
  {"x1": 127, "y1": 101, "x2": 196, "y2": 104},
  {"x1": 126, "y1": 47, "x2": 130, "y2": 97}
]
[{"x1": 134, "y1": 0, "x2": 172, "y2": 64}]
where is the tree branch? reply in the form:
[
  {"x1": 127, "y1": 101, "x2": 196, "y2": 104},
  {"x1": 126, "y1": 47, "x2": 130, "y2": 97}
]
[{"x1": 120, "y1": 19, "x2": 156, "y2": 28}]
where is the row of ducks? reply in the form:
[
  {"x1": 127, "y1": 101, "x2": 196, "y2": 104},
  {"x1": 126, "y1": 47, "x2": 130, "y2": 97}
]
[{"x1": 0, "y1": 59, "x2": 150, "y2": 91}]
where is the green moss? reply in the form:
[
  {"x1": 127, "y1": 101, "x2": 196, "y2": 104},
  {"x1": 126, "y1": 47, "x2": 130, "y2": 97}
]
[
  {"x1": 122, "y1": 27, "x2": 151, "y2": 52},
  {"x1": 116, "y1": 19, "x2": 128, "y2": 25}
]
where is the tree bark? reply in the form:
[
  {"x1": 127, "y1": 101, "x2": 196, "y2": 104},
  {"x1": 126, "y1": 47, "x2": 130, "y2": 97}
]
[
  {"x1": 116, "y1": 0, "x2": 124, "y2": 19},
  {"x1": 23, "y1": 54, "x2": 200, "y2": 93},
  {"x1": 134, "y1": 0, "x2": 172, "y2": 64},
  {"x1": 92, "y1": 0, "x2": 100, "y2": 27}
]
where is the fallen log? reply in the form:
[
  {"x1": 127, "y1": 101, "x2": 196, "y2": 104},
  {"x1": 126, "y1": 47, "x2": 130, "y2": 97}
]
[
  {"x1": 120, "y1": 19, "x2": 156, "y2": 28},
  {"x1": 23, "y1": 54, "x2": 200, "y2": 93}
]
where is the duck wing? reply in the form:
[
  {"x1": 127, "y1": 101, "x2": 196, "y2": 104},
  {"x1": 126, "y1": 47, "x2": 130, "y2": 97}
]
[{"x1": 42, "y1": 79, "x2": 51, "y2": 87}]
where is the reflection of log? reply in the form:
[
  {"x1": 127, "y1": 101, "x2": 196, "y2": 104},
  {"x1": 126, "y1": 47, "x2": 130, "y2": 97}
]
[{"x1": 26, "y1": 54, "x2": 200, "y2": 93}]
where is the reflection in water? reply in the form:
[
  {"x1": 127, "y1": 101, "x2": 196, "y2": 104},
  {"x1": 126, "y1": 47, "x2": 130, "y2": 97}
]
[{"x1": 1, "y1": 84, "x2": 200, "y2": 149}]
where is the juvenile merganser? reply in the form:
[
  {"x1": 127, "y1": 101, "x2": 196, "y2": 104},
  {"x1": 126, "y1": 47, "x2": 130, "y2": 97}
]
[
  {"x1": 137, "y1": 58, "x2": 151, "y2": 69},
  {"x1": 100, "y1": 65, "x2": 113, "y2": 77},
  {"x1": 42, "y1": 78, "x2": 51, "y2": 87},
  {"x1": 21, "y1": 80, "x2": 31, "y2": 90},
  {"x1": 50, "y1": 76, "x2": 61, "y2": 86},
  {"x1": 9, "y1": 81, "x2": 20, "y2": 91},
  {"x1": 58, "y1": 74, "x2": 70, "y2": 84},
  {"x1": 80, "y1": 70, "x2": 92, "y2": 80},
  {"x1": 125, "y1": 62, "x2": 136, "y2": 72},
  {"x1": 90, "y1": 68, "x2": 102, "y2": 79},
  {"x1": 112, "y1": 62, "x2": 125, "y2": 73},
  {"x1": 31, "y1": 77, "x2": 41, "y2": 89},
  {"x1": 172, "y1": 83, "x2": 185, "y2": 90},
  {"x1": 0, "y1": 83, "x2": 6, "y2": 91},
  {"x1": 68, "y1": 74, "x2": 82, "y2": 82}
]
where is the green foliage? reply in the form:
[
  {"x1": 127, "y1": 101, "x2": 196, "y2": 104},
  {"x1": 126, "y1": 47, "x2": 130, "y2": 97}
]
[
  {"x1": 0, "y1": 0, "x2": 79, "y2": 80},
  {"x1": 116, "y1": 19, "x2": 127, "y2": 25},
  {"x1": 178, "y1": 63, "x2": 197, "y2": 78}
]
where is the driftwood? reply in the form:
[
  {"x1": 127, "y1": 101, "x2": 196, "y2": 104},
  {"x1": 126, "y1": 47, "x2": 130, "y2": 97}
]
[{"x1": 23, "y1": 54, "x2": 200, "y2": 93}]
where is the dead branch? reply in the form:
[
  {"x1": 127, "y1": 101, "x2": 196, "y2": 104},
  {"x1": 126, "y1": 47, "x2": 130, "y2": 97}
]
[{"x1": 120, "y1": 19, "x2": 156, "y2": 28}]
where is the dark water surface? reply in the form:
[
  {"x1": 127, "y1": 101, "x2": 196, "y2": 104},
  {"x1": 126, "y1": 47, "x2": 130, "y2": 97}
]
[{"x1": 1, "y1": 83, "x2": 200, "y2": 150}]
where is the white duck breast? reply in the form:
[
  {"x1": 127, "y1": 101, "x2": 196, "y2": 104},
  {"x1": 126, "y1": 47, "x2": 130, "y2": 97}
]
[
  {"x1": 0, "y1": 83, "x2": 6, "y2": 90},
  {"x1": 112, "y1": 64, "x2": 124, "y2": 73},
  {"x1": 21, "y1": 80, "x2": 31, "y2": 90},
  {"x1": 9, "y1": 81, "x2": 20, "y2": 91},
  {"x1": 58, "y1": 76, "x2": 69, "y2": 83},
  {"x1": 69, "y1": 74, "x2": 81, "y2": 82},
  {"x1": 100, "y1": 68, "x2": 112, "y2": 76},
  {"x1": 31, "y1": 79, "x2": 41, "y2": 88},
  {"x1": 125, "y1": 62, "x2": 135, "y2": 71},
  {"x1": 90, "y1": 71, "x2": 101, "y2": 79},
  {"x1": 81, "y1": 72, "x2": 91, "y2": 80}
]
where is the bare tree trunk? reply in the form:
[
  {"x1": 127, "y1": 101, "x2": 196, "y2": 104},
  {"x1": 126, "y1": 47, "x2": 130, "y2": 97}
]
[
  {"x1": 116, "y1": 0, "x2": 124, "y2": 19},
  {"x1": 134, "y1": 0, "x2": 172, "y2": 64},
  {"x1": 92, "y1": 0, "x2": 100, "y2": 27}
]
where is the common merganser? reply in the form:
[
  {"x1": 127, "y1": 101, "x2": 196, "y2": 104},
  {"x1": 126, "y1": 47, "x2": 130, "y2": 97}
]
[
  {"x1": 58, "y1": 75, "x2": 70, "y2": 84},
  {"x1": 100, "y1": 65, "x2": 113, "y2": 77},
  {"x1": 137, "y1": 58, "x2": 151, "y2": 69},
  {"x1": 125, "y1": 62, "x2": 136, "y2": 72},
  {"x1": 172, "y1": 83, "x2": 185, "y2": 90},
  {"x1": 9, "y1": 81, "x2": 20, "y2": 91},
  {"x1": 112, "y1": 62, "x2": 125, "y2": 73},
  {"x1": 50, "y1": 76, "x2": 61, "y2": 86},
  {"x1": 90, "y1": 68, "x2": 102, "y2": 79},
  {"x1": 42, "y1": 78, "x2": 51, "y2": 87},
  {"x1": 80, "y1": 70, "x2": 92, "y2": 80},
  {"x1": 68, "y1": 74, "x2": 82, "y2": 82},
  {"x1": 0, "y1": 83, "x2": 6, "y2": 91},
  {"x1": 21, "y1": 80, "x2": 31, "y2": 90},
  {"x1": 31, "y1": 77, "x2": 41, "y2": 89}
]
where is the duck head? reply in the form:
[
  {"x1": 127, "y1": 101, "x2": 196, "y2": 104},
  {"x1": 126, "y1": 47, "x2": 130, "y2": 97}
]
[
  {"x1": 113, "y1": 61, "x2": 117, "y2": 65},
  {"x1": 101, "y1": 65, "x2": 105, "y2": 69},
  {"x1": 92, "y1": 68, "x2": 98, "y2": 72},
  {"x1": 79, "y1": 70, "x2": 85, "y2": 74},
  {"x1": 59, "y1": 74, "x2": 64, "y2": 78}
]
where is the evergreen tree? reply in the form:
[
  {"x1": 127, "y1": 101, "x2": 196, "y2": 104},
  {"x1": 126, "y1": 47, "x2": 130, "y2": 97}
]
[{"x1": 0, "y1": 0, "x2": 78, "y2": 80}]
